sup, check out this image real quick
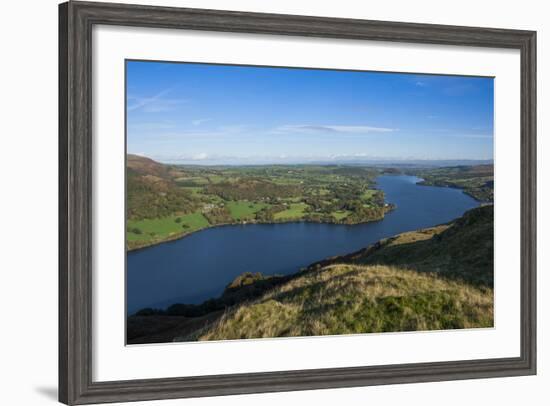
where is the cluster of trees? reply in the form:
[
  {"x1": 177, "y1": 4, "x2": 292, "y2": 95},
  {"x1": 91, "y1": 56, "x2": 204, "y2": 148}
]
[
  {"x1": 301, "y1": 188, "x2": 386, "y2": 219},
  {"x1": 465, "y1": 187, "x2": 493, "y2": 202},
  {"x1": 370, "y1": 190, "x2": 385, "y2": 206},
  {"x1": 203, "y1": 207, "x2": 233, "y2": 225},
  {"x1": 254, "y1": 204, "x2": 286, "y2": 221},
  {"x1": 343, "y1": 206, "x2": 386, "y2": 224},
  {"x1": 303, "y1": 213, "x2": 334, "y2": 222}
]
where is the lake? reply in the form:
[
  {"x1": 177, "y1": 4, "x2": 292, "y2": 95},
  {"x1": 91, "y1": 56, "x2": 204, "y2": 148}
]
[{"x1": 127, "y1": 175, "x2": 479, "y2": 315}]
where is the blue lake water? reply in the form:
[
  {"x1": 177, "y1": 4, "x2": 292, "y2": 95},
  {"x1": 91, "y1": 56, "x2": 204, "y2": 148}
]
[{"x1": 127, "y1": 175, "x2": 479, "y2": 315}]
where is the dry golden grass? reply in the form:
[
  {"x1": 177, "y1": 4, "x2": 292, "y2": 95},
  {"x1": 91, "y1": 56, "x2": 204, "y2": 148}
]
[
  {"x1": 383, "y1": 225, "x2": 450, "y2": 247},
  {"x1": 196, "y1": 264, "x2": 493, "y2": 341}
]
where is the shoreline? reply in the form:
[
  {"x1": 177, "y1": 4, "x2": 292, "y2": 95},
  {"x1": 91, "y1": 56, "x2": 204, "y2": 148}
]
[
  {"x1": 127, "y1": 174, "x2": 396, "y2": 252},
  {"x1": 128, "y1": 177, "x2": 491, "y2": 253},
  {"x1": 415, "y1": 180, "x2": 492, "y2": 203},
  {"x1": 127, "y1": 177, "x2": 490, "y2": 253},
  {"x1": 127, "y1": 205, "x2": 395, "y2": 253}
]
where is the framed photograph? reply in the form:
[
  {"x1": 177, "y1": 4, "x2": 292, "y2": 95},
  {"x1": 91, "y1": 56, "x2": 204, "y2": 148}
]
[{"x1": 59, "y1": 1, "x2": 536, "y2": 404}]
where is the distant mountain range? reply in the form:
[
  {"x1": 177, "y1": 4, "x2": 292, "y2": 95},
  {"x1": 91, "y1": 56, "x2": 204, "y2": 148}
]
[{"x1": 302, "y1": 159, "x2": 494, "y2": 168}]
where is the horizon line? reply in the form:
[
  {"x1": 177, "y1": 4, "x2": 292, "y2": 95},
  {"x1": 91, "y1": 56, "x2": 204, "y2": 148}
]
[{"x1": 127, "y1": 153, "x2": 494, "y2": 167}]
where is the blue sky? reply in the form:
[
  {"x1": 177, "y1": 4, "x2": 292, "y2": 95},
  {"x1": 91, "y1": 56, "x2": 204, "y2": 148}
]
[{"x1": 126, "y1": 60, "x2": 494, "y2": 165}]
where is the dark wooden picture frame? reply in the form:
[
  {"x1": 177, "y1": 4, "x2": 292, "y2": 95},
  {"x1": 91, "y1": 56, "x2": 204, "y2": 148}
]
[{"x1": 59, "y1": 1, "x2": 536, "y2": 404}]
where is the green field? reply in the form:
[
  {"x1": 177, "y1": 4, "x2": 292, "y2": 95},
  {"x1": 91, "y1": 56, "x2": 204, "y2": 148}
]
[
  {"x1": 227, "y1": 201, "x2": 268, "y2": 221},
  {"x1": 207, "y1": 175, "x2": 225, "y2": 183},
  {"x1": 361, "y1": 190, "x2": 377, "y2": 199},
  {"x1": 127, "y1": 212, "x2": 209, "y2": 245},
  {"x1": 273, "y1": 203, "x2": 309, "y2": 220}
]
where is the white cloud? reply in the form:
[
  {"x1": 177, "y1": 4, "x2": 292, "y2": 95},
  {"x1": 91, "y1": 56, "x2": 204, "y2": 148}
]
[
  {"x1": 191, "y1": 152, "x2": 208, "y2": 160},
  {"x1": 127, "y1": 89, "x2": 188, "y2": 113},
  {"x1": 273, "y1": 124, "x2": 396, "y2": 135}
]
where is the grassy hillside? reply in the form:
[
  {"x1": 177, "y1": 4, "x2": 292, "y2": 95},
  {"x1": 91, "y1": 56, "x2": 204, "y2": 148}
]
[
  {"x1": 128, "y1": 205, "x2": 493, "y2": 343},
  {"x1": 127, "y1": 154, "x2": 172, "y2": 177},
  {"x1": 127, "y1": 155, "x2": 197, "y2": 221},
  {"x1": 311, "y1": 203, "x2": 494, "y2": 287},
  {"x1": 194, "y1": 264, "x2": 492, "y2": 341},
  {"x1": 189, "y1": 206, "x2": 493, "y2": 341}
]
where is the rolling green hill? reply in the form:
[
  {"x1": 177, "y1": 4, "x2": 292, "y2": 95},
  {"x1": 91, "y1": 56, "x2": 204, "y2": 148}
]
[{"x1": 128, "y1": 205, "x2": 494, "y2": 343}]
